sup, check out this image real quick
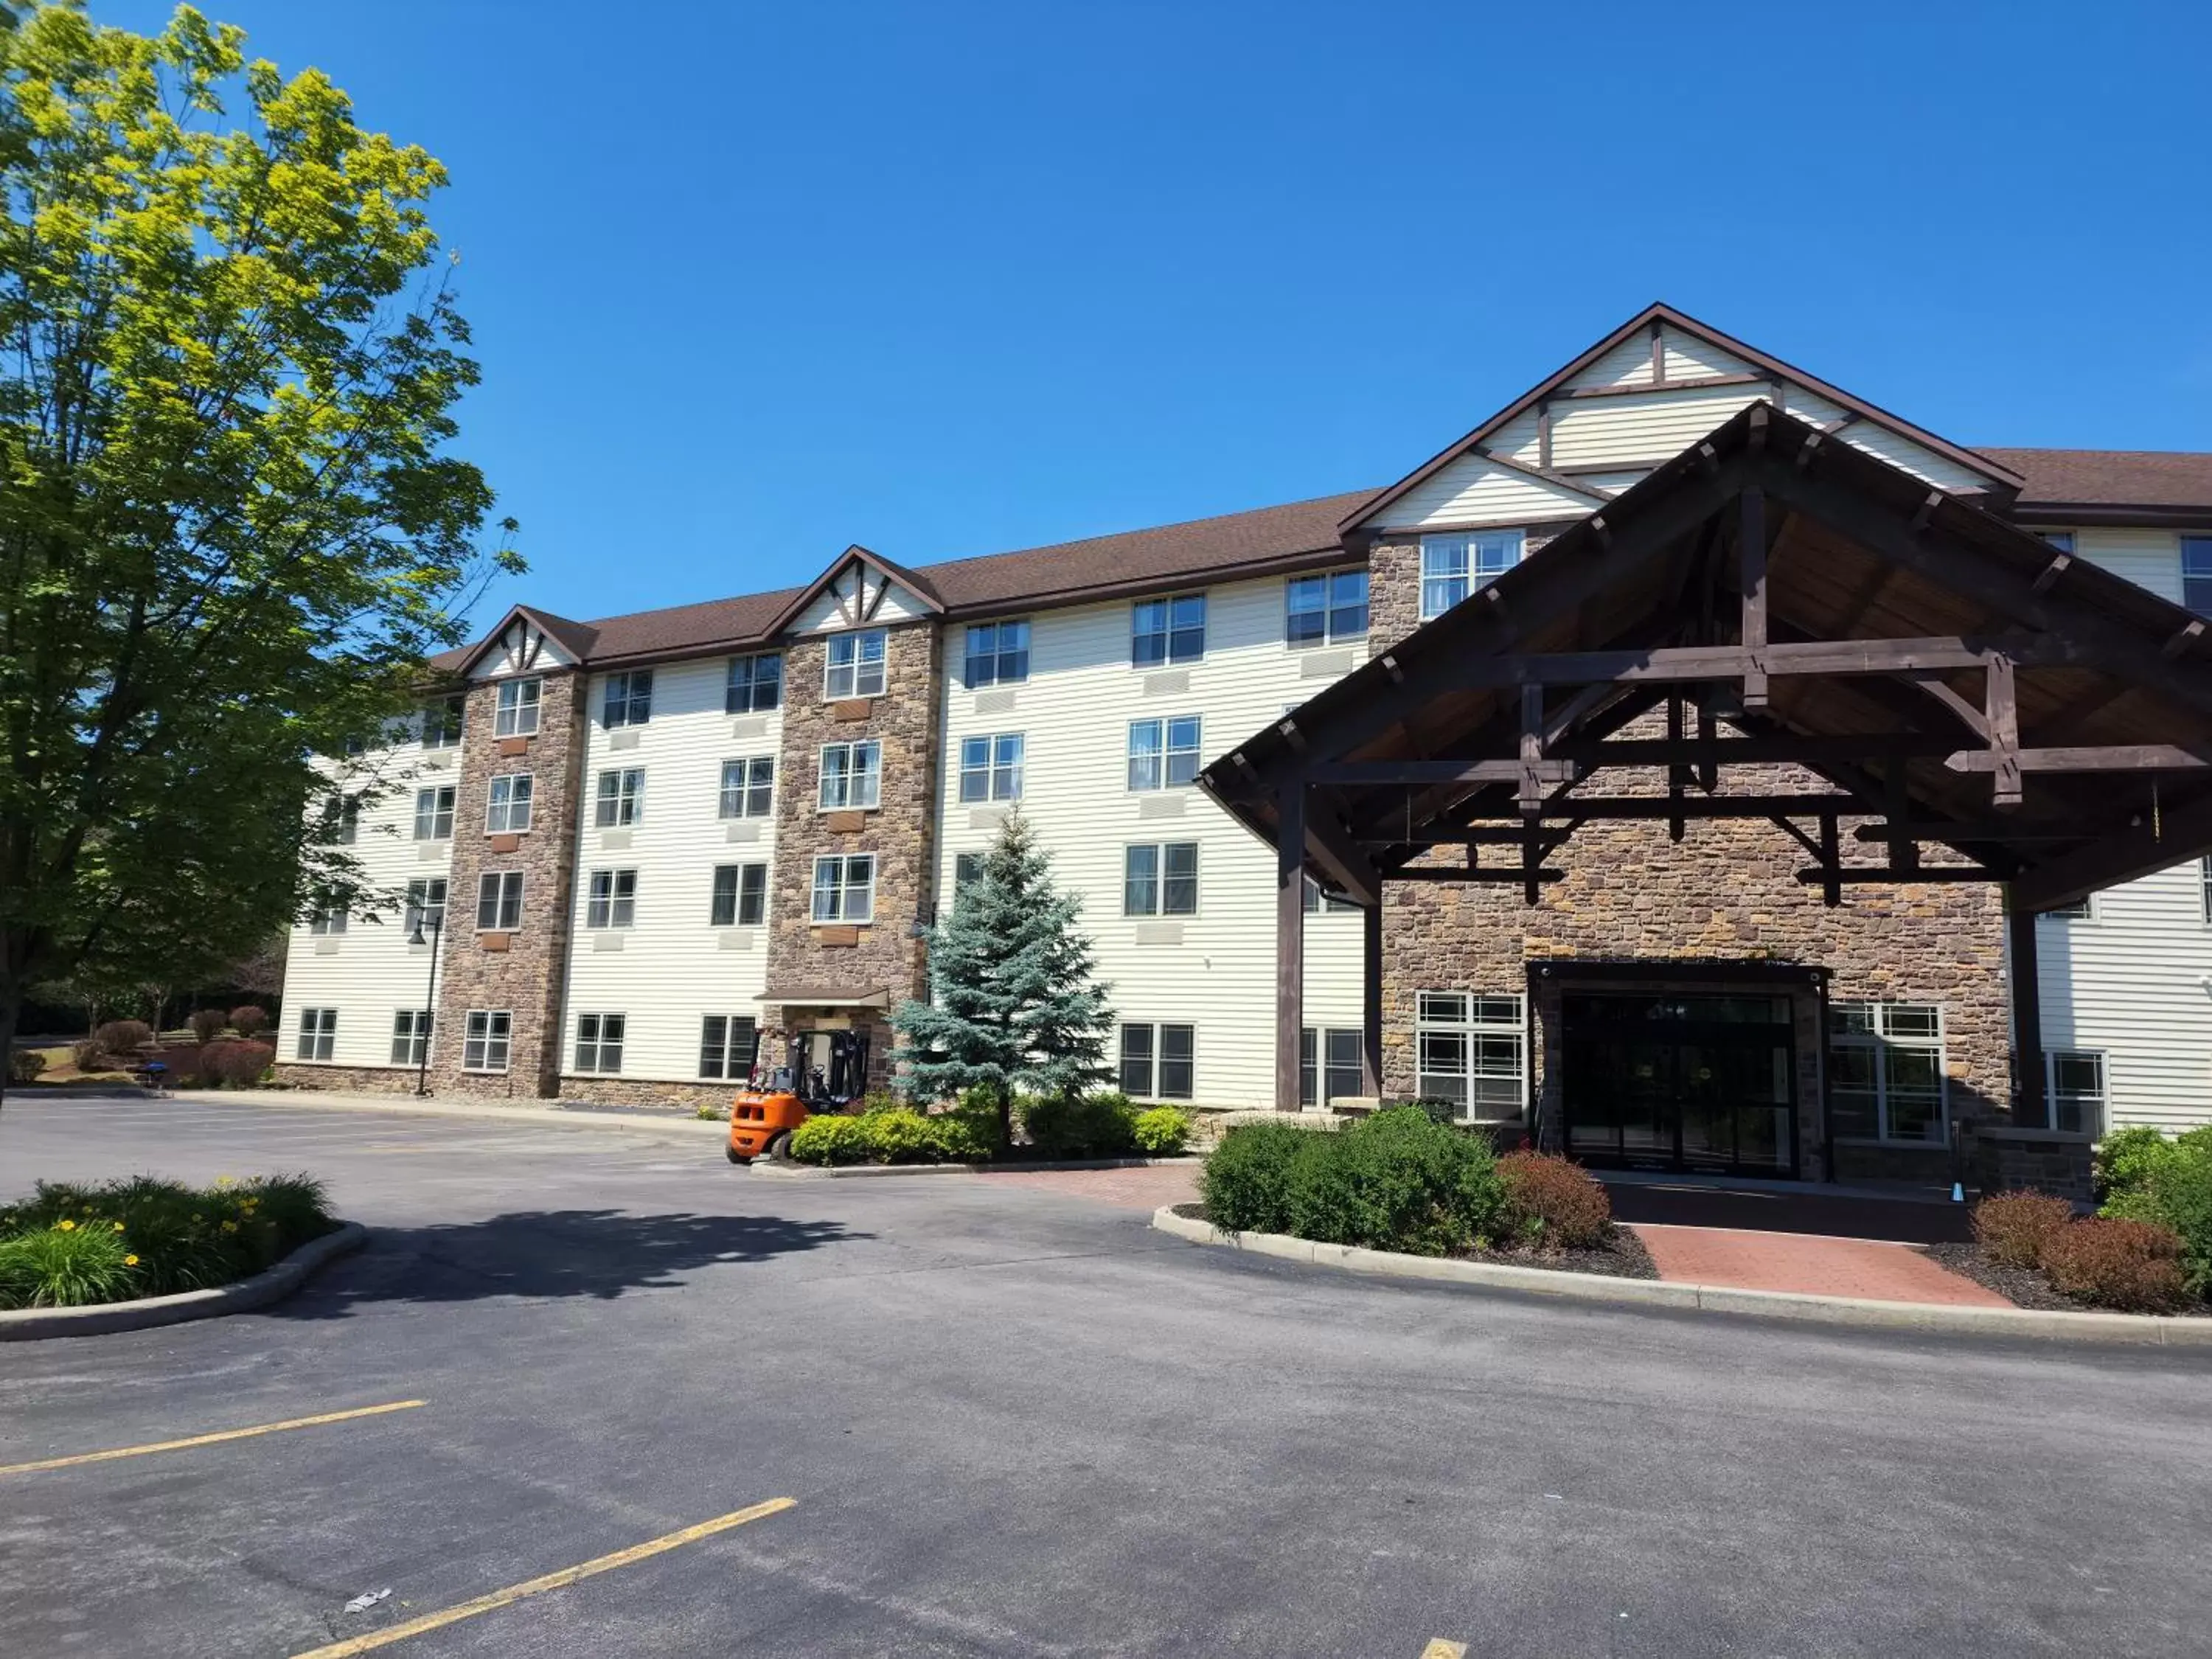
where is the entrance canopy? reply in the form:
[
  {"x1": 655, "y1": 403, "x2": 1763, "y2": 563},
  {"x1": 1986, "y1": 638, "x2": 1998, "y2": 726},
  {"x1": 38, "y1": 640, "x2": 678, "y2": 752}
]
[{"x1": 1202, "y1": 402, "x2": 2212, "y2": 1115}]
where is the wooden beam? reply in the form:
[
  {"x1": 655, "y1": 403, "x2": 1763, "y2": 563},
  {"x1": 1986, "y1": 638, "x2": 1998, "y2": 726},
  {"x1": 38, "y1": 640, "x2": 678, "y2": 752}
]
[
  {"x1": 1944, "y1": 744, "x2": 2212, "y2": 775},
  {"x1": 1985, "y1": 653, "x2": 2022, "y2": 810},
  {"x1": 1850, "y1": 823, "x2": 2093, "y2": 844},
  {"x1": 1395, "y1": 866, "x2": 1565, "y2": 885},
  {"x1": 1302, "y1": 801, "x2": 1383, "y2": 908},
  {"x1": 1537, "y1": 403, "x2": 1553, "y2": 470},
  {"x1": 1553, "y1": 372, "x2": 1770, "y2": 401},
  {"x1": 2007, "y1": 888, "x2": 2048, "y2": 1129},
  {"x1": 1740, "y1": 484, "x2": 1768, "y2": 709},
  {"x1": 2165, "y1": 618, "x2": 2207, "y2": 660},
  {"x1": 2031, "y1": 550, "x2": 2072, "y2": 595},
  {"x1": 2011, "y1": 788, "x2": 2212, "y2": 912},
  {"x1": 1475, "y1": 445, "x2": 1608, "y2": 505},
  {"x1": 1792, "y1": 867, "x2": 1999, "y2": 885},
  {"x1": 1886, "y1": 762, "x2": 1920, "y2": 874},
  {"x1": 1275, "y1": 782, "x2": 1305, "y2": 1116},
  {"x1": 1666, "y1": 694, "x2": 1687, "y2": 842},
  {"x1": 1905, "y1": 675, "x2": 1988, "y2": 740},
  {"x1": 1820, "y1": 812, "x2": 1841, "y2": 907},
  {"x1": 1312, "y1": 758, "x2": 1576, "y2": 787},
  {"x1": 1555, "y1": 734, "x2": 1954, "y2": 767},
  {"x1": 1519, "y1": 685, "x2": 1545, "y2": 818}
]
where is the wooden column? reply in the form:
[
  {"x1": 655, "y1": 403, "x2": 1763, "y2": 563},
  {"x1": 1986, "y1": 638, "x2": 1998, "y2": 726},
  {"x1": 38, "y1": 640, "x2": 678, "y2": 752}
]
[
  {"x1": 1360, "y1": 895, "x2": 1384, "y2": 1098},
  {"x1": 2006, "y1": 886, "x2": 2048, "y2": 1129},
  {"x1": 1740, "y1": 484, "x2": 1769, "y2": 711},
  {"x1": 1276, "y1": 780, "x2": 1306, "y2": 1116}
]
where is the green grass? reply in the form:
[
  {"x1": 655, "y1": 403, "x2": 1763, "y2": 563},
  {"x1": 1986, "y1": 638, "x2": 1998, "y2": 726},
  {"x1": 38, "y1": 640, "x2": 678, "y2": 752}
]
[{"x1": 0, "y1": 1174, "x2": 337, "y2": 1309}]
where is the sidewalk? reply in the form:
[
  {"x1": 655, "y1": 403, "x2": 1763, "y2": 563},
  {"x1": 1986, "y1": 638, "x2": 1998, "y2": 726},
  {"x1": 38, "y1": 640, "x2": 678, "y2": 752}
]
[
  {"x1": 1630, "y1": 1223, "x2": 2007, "y2": 1306},
  {"x1": 166, "y1": 1088, "x2": 728, "y2": 1140}
]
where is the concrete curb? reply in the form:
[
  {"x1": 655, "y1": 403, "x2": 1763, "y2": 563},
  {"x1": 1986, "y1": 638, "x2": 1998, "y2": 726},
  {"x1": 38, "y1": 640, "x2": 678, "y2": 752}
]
[
  {"x1": 754, "y1": 1155, "x2": 1203, "y2": 1180},
  {"x1": 166, "y1": 1091, "x2": 728, "y2": 1141},
  {"x1": 1149, "y1": 1208, "x2": 2212, "y2": 1346},
  {"x1": 0, "y1": 1222, "x2": 369, "y2": 1341}
]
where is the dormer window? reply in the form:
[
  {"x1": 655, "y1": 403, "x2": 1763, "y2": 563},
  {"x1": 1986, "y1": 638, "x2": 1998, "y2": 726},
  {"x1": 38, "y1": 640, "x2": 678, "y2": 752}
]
[{"x1": 825, "y1": 629, "x2": 886, "y2": 699}]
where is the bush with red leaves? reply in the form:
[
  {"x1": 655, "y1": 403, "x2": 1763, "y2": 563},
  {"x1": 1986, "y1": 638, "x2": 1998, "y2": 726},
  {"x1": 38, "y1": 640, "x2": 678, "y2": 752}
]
[
  {"x1": 199, "y1": 1042, "x2": 275, "y2": 1088},
  {"x1": 2039, "y1": 1217, "x2": 2190, "y2": 1313},
  {"x1": 1497, "y1": 1150, "x2": 1612, "y2": 1249},
  {"x1": 1972, "y1": 1189, "x2": 2075, "y2": 1269},
  {"x1": 230, "y1": 1006, "x2": 269, "y2": 1039}
]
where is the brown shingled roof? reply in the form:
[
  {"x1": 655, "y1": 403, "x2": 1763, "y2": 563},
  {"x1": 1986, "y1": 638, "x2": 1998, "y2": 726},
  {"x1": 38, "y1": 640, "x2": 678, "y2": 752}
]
[{"x1": 1980, "y1": 448, "x2": 2212, "y2": 512}]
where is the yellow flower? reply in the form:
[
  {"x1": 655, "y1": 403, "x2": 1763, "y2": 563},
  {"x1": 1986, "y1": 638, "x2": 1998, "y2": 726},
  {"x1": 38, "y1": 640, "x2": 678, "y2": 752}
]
[
  {"x1": 56, "y1": 1219, "x2": 75, "y2": 1232},
  {"x1": 220, "y1": 1220, "x2": 239, "y2": 1234},
  {"x1": 124, "y1": 1254, "x2": 140, "y2": 1267},
  {"x1": 112, "y1": 1222, "x2": 125, "y2": 1232}
]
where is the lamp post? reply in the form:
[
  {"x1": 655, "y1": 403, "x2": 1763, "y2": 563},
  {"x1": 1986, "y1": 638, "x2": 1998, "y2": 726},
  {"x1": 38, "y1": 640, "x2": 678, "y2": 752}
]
[{"x1": 406, "y1": 902, "x2": 445, "y2": 1096}]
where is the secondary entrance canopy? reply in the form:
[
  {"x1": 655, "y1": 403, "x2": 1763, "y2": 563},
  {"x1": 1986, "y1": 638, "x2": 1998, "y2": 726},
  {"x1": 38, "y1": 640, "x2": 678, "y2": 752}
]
[{"x1": 1202, "y1": 403, "x2": 2212, "y2": 1121}]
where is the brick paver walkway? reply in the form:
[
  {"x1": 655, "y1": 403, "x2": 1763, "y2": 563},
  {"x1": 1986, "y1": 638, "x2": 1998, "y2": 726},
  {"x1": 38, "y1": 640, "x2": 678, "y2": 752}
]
[
  {"x1": 1631, "y1": 1223, "x2": 2009, "y2": 1305},
  {"x1": 978, "y1": 1164, "x2": 1201, "y2": 1211}
]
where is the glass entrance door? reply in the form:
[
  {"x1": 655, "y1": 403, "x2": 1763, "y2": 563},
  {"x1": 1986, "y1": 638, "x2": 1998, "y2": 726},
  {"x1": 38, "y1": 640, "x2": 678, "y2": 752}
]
[{"x1": 1561, "y1": 992, "x2": 1797, "y2": 1176}]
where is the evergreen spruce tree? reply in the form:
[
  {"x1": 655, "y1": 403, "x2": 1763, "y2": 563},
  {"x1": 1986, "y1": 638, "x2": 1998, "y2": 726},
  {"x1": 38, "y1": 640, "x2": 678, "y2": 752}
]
[{"x1": 893, "y1": 811, "x2": 1113, "y2": 1144}]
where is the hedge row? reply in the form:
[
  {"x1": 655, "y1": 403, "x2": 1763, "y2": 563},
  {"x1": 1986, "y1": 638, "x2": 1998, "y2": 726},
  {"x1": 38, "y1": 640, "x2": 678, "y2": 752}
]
[{"x1": 785, "y1": 1093, "x2": 1193, "y2": 1166}]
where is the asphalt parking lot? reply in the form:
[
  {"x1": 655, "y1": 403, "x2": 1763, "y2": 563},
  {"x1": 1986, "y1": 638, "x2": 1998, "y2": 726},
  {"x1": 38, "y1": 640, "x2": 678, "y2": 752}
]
[{"x1": 2, "y1": 1091, "x2": 2208, "y2": 1658}]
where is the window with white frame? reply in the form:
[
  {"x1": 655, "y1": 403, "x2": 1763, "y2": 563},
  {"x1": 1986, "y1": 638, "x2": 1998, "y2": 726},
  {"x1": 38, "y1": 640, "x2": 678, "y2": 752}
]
[
  {"x1": 1286, "y1": 569, "x2": 1368, "y2": 647},
  {"x1": 307, "y1": 897, "x2": 347, "y2": 936},
  {"x1": 720, "y1": 757, "x2": 775, "y2": 818},
  {"x1": 1829, "y1": 1002, "x2": 1947, "y2": 1144},
  {"x1": 1420, "y1": 530, "x2": 1523, "y2": 619},
  {"x1": 711, "y1": 863, "x2": 768, "y2": 927},
  {"x1": 493, "y1": 677, "x2": 541, "y2": 737},
  {"x1": 825, "y1": 629, "x2": 887, "y2": 699},
  {"x1": 390, "y1": 1009, "x2": 432, "y2": 1066},
  {"x1": 1124, "y1": 842, "x2": 1198, "y2": 916},
  {"x1": 1119, "y1": 1022, "x2": 1194, "y2": 1100},
  {"x1": 964, "y1": 620, "x2": 1030, "y2": 687},
  {"x1": 2049, "y1": 1051, "x2": 2107, "y2": 1136},
  {"x1": 414, "y1": 785, "x2": 456, "y2": 841},
  {"x1": 726, "y1": 653, "x2": 783, "y2": 713},
  {"x1": 585, "y1": 869, "x2": 637, "y2": 929},
  {"x1": 812, "y1": 854, "x2": 875, "y2": 923},
  {"x1": 959, "y1": 733, "x2": 1023, "y2": 803},
  {"x1": 422, "y1": 694, "x2": 465, "y2": 749},
  {"x1": 1127, "y1": 716, "x2": 1201, "y2": 790},
  {"x1": 819, "y1": 741, "x2": 881, "y2": 810},
  {"x1": 953, "y1": 852, "x2": 984, "y2": 900},
  {"x1": 574, "y1": 1012, "x2": 626, "y2": 1074},
  {"x1": 1301, "y1": 1027, "x2": 1365, "y2": 1107},
  {"x1": 1304, "y1": 875, "x2": 1358, "y2": 914},
  {"x1": 326, "y1": 796, "x2": 360, "y2": 844},
  {"x1": 594, "y1": 768, "x2": 645, "y2": 827},
  {"x1": 2201, "y1": 856, "x2": 2212, "y2": 925},
  {"x1": 485, "y1": 773, "x2": 533, "y2": 833},
  {"x1": 1131, "y1": 594, "x2": 1206, "y2": 667},
  {"x1": 2184, "y1": 536, "x2": 2212, "y2": 616},
  {"x1": 2045, "y1": 894, "x2": 2093, "y2": 920},
  {"x1": 463, "y1": 1009, "x2": 512, "y2": 1073},
  {"x1": 700, "y1": 1015, "x2": 760, "y2": 1081},
  {"x1": 295, "y1": 1006, "x2": 337, "y2": 1062},
  {"x1": 404, "y1": 877, "x2": 448, "y2": 934},
  {"x1": 1415, "y1": 992, "x2": 1525, "y2": 1116},
  {"x1": 603, "y1": 669, "x2": 653, "y2": 727},
  {"x1": 476, "y1": 870, "x2": 524, "y2": 931}
]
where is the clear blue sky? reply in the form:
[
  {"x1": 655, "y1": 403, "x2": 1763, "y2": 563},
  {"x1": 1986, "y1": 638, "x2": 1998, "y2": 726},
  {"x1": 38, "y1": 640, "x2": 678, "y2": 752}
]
[{"x1": 106, "y1": 1, "x2": 2212, "y2": 630}]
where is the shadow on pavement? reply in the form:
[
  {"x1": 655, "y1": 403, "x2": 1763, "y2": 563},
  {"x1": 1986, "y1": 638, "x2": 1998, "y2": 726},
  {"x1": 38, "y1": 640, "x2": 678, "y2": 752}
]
[
  {"x1": 1602, "y1": 1182, "x2": 1974, "y2": 1243},
  {"x1": 277, "y1": 1209, "x2": 866, "y2": 1315}
]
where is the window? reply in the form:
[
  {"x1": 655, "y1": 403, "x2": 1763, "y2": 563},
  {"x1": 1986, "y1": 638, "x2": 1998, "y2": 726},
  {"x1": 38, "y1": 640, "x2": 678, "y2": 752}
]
[
  {"x1": 574, "y1": 1012, "x2": 626, "y2": 1075},
  {"x1": 327, "y1": 796, "x2": 360, "y2": 844},
  {"x1": 1829, "y1": 1002, "x2": 1947, "y2": 1144},
  {"x1": 422, "y1": 694, "x2": 465, "y2": 749},
  {"x1": 1127, "y1": 716, "x2": 1202, "y2": 790},
  {"x1": 390, "y1": 1010, "x2": 432, "y2": 1066},
  {"x1": 2202, "y1": 856, "x2": 2212, "y2": 926},
  {"x1": 1300, "y1": 1028, "x2": 1366, "y2": 1107},
  {"x1": 1420, "y1": 530, "x2": 1523, "y2": 619},
  {"x1": 1414, "y1": 992, "x2": 1526, "y2": 1116},
  {"x1": 485, "y1": 773, "x2": 533, "y2": 833},
  {"x1": 476, "y1": 871, "x2": 524, "y2": 931},
  {"x1": 811, "y1": 854, "x2": 876, "y2": 923},
  {"x1": 964, "y1": 620, "x2": 1030, "y2": 687},
  {"x1": 2048, "y1": 1051, "x2": 2107, "y2": 1137},
  {"x1": 404, "y1": 877, "x2": 448, "y2": 935},
  {"x1": 711, "y1": 863, "x2": 768, "y2": 927},
  {"x1": 959, "y1": 733, "x2": 1023, "y2": 803},
  {"x1": 585, "y1": 869, "x2": 637, "y2": 929},
  {"x1": 1287, "y1": 569, "x2": 1369, "y2": 647},
  {"x1": 819, "y1": 741, "x2": 881, "y2": 810},
  {"x1": 953, "y1": 852, "x2": 984, "y2": 897},
  {"x1": 307, "y1": 897, "x2": 347, "y2": 936},
  {"x1": 1304, "y1": 876, "x2": 1359, "y2": 914},
  {"x1": 463, "y1": 1009, "x2": 511, "y2": 1073},
  {"x1": 726, "y1": 653, "x2": 783, "y2": 713},
  {"x1": 1119, "y1": 1023, "x2": 1194, "y2": 1099},
  {"x1": 414, "y1": 786, "x2": 456, "y2": 841},
  {"x1": 2039, "y1": 531, "x2": 2076, "y2": 554},
  {"x1": 720, "y1": 757, "x2": 775, "y2": 818},
  {"x1": 2184, "y1": 536, "x2": 2212, "y2": 616},
  {"x1": 493, "y1": 677, "x2": 540, "y2": 737},
  {"x1": 295, "y1": 1007, "x2": 337, "y2": 1062},
  {"x1": 1132, "y1": 594, "x2": 1206, "y2": 667},
  {"x1": 594, "y1": 768, "x2": 645, "y2": 827},
  {"x1": 825, "y1": 629, "x2": 887, "y2": 699},
  {"x1": 602, "y1": 669, "x2": 653, "y2": 727},
  {"x1": 2045, "y1": 894, "x2": 2093, "y2": 921},
  {"x1": 700, "y1": 1015, "x2": 760, "y2": 1081},
  {"x1": 1124, "y1": 843, "x2": 1198, "y2": 916}
]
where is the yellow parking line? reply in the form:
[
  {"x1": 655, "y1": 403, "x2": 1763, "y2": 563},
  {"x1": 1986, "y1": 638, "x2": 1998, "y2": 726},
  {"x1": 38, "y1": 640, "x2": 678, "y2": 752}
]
[
  {"x1": 0, "y1": 1400, "x2": 426, "y2": 1477},
  {"x1": 290, "y1": 1498, "x2": 798, "y2": 1658},
  {"x1": 1421, "y1": 1643, "x2": 1467, "y2": 1658}
]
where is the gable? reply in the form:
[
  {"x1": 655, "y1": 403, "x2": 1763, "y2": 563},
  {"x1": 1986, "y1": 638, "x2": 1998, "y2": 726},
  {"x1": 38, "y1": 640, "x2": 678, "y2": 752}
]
[
  {"x1": 788, "y1": 557, "x2": 934, "y2": 635},
  {"x1": 1365, "y1": 453, "x2": 1604, "y2": 532},
  {"x1": 465, "y1": 609, "x2": 582, "y2": 679}
]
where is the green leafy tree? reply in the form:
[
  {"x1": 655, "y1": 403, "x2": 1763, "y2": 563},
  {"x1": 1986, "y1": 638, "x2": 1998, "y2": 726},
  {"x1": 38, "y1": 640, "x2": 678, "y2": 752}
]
[
  {"x1": 893, "y1": 811, "x2": 1113, "y2": 1144},
  {"x1": 0, "y1": 4, "x2": 516, "y2": 1102}
]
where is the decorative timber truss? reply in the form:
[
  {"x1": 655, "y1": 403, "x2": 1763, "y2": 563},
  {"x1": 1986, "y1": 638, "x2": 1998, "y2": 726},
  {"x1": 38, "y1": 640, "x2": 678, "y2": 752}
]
[{"x1": 1202, "y1": 402, "x2": 2212, "y2": 1121}]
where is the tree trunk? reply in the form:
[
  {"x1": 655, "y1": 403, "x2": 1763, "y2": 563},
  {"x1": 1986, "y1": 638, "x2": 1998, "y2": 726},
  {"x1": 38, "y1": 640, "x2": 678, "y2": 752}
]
[
  {"x1": 0, "y1": 984, "x2": 19, "y2": 1113},
  {"x1": 998, "y1": 1081, "x2": 1015, "y2": 1151}
]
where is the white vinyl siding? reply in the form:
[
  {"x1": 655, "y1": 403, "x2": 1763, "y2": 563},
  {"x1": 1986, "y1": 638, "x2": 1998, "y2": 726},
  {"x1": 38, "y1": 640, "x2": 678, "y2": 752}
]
[
  {"x1": 1370, "y1": 458, "x2": 1601, "y2": 532},
  {"x1": 2075, "y1": 526, "x2": 2186, "y2": 606}
]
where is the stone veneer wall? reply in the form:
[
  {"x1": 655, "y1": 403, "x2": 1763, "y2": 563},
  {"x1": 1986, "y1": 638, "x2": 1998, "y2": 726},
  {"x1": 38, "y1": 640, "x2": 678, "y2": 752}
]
[
  {"x1": 427, "y1": 669, "x2": 589, "y2": 1099},
  {"x1": 271, "y1": 1062, "x2": 419, "y2": 1094},
  {"x1": 557, "y1": 1075, "x2": 734, "y2": 1113},
  {"x1": 762, "y1": 622, "x2": 945, "y2": 1091}
]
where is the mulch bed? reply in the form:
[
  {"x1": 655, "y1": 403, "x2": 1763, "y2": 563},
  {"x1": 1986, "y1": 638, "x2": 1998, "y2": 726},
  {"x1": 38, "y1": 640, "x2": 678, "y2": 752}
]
[
  {"x1": 1922, "y1": 1241, "x2": 2211, "y2": 1316},
  {"x1": 1168, "y1": 1203, "x2": 1658, "y2": 1280}
]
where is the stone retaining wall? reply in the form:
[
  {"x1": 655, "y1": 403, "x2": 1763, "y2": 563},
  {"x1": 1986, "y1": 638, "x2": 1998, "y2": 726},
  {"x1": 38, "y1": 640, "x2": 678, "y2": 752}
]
[{"x1": 1970, "y1": 1125, "x2": 2096, "y2": 1205}]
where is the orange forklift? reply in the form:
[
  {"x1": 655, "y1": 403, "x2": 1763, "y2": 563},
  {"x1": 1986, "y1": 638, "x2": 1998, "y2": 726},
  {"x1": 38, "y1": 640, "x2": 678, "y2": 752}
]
[{"x1": 726, "y1": 1029, "x2": 872, "y2": 1163}]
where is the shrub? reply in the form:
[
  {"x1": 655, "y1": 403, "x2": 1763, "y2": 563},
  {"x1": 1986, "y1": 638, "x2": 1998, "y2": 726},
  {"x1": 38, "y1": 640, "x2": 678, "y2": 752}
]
[
  {"x1": 0, "y1": 1174, "x2": 335, "y2": 1305},
  {"x1": 1973, "y1": 1189, "x2": 2076, "y2": 1268},
  {"x1": 2039, "y1": 1217, "x2": 2190, "y2": 1313},
  {"x1": 922, "y1": 1102, "x2": 1001, "y2": 1162},
  {"x1": 788, "y1": 1113, "x2": 870, "y2": 1165},
  {"x1": 200, "y1": 1042, "x2": 275, "y2": 1088},
  {"x1": 189, "y1": 1008, "x2": 230, "y2": 1044},
  {"x1": 1496, "y1": 1150, "x2": 1612, "y2": 1250},
  {"x1": 2104, "y1": 1126, "x2": 2212, "y2": 1298},
  {"x1": 230, "y1": 1005, "x2": 270, "y2": 1039},
  {"x1": 94, "y1": 1020, "x2": 154, "y2": 1057},
  {"x1": 1200, "y1": 1120, "x2": 1310, "y2": 1235},
  {"x1": 1023, "y1": 1092, "x2": 1141, "y2": 1159},
  {"x1": 2096, "y1": 1124, "x2": 2173, "y2": 1205},
  {"x1": 859, "y1": 1091, "x2": 900, "y2": 1115},
  {"x1": 72, "y1": 1038, "x2": 105, "y2": 1073},
  {"x1": 0, "y1": 1224, "x2": 139, "y2": 1308},
  {"x1": 8, "y1": 1048, "x2": 47, "y2": 1084},
  {"x1": 1133, "y1": 1106, "x2": 1192, "y2": 1156}
]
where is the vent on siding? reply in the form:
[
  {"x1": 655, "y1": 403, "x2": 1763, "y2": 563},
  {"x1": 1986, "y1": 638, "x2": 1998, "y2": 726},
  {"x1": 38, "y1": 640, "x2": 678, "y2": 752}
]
[
  {"x1": 1134, "y1": 922, "x2": 1185, "y2": 947},
  {"x1": 1142, "y1": 670, "x2": 1191, "y2": 698},
  {"x1": 974, "y1": 689, "x2": 1018, "y2": 715},
  {"x1": 1138, "y1": 795, "x2": 1187, "y2": 820}
]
